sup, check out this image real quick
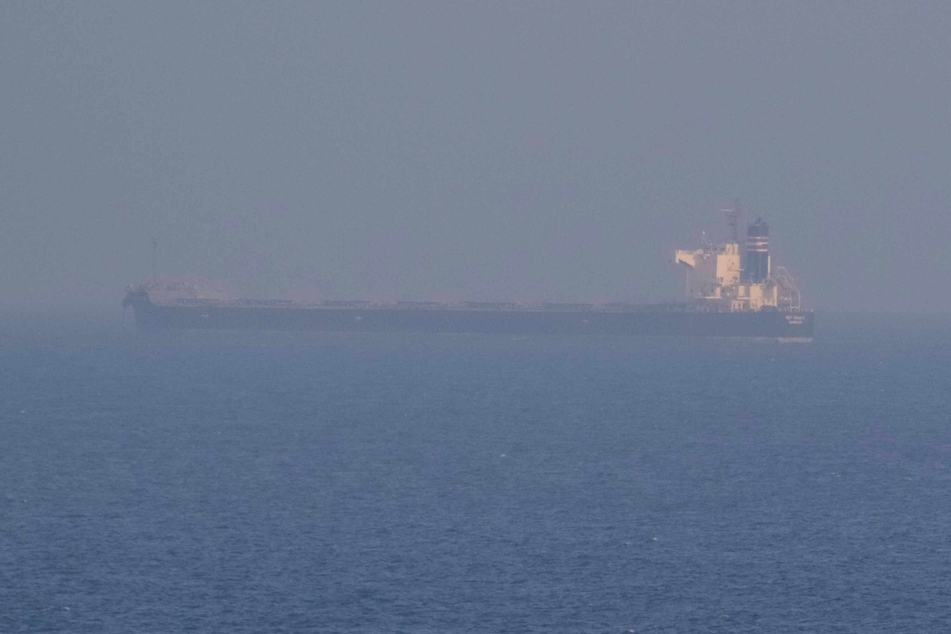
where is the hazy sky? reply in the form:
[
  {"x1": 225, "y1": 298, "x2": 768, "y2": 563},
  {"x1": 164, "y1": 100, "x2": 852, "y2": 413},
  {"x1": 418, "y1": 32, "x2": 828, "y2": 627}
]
[{"x1": 2, "y1": 2, "x2": 949, "y2": 311}]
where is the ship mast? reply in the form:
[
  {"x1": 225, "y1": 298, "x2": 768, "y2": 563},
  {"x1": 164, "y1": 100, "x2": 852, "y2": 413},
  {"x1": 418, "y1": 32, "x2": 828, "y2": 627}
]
[
  {"x1": 725, "y1": 198, "x2": 741, "y2": 244},
  {"x1": 151, "y1": 237, "x2": 158, "y2": 283}
]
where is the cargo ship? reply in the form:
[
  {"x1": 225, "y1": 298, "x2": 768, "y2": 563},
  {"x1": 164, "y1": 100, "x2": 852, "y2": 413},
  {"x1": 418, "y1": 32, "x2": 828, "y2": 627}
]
[{"x1": 123, "y1": 216, "x2": 814, "y2": 340}]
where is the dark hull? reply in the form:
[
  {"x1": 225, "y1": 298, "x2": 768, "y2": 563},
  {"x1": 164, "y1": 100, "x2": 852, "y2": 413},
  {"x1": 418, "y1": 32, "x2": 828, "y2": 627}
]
[{"x1": 124, "y1": 293, "x2": 814, "y2": 340}]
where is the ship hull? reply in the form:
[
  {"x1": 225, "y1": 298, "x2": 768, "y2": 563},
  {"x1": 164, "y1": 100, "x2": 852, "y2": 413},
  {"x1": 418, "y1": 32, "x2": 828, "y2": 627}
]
[{"x1": 124, "y1": 292, "x2": 814, "y2": 340}]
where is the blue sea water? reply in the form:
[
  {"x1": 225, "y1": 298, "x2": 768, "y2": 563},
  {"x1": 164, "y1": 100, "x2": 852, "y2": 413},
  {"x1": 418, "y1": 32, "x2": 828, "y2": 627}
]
[{"x1": 2, "y1": 315, "x2": 951, "y2": 632}]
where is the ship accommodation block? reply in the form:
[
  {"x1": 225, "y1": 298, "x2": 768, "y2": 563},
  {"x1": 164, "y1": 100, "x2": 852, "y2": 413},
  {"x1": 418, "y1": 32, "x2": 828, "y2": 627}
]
[{"x1": 675, "y1": 229, "x2": 783, "y2": 313}]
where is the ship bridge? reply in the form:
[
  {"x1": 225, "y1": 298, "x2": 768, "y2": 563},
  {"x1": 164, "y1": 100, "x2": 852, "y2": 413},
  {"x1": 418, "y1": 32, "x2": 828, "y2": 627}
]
[{"x1": 674, "y1": 217, "x2": 800, "y2": 313}]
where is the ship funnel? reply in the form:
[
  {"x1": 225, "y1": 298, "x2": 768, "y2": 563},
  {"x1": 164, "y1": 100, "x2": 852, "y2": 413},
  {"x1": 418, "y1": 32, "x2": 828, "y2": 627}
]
[{"x1": 744, "y1": 218, "x2": 770, "y2": 283}]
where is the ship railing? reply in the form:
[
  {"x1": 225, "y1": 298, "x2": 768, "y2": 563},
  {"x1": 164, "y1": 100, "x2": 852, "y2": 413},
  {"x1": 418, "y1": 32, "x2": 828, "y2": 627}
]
[
  {"x1": 395, "y1": 301, "x2": 450, "y2": 309},
  {"x1": 144, "y1": 296, "x2": 726, "y2": 314},
  {"x1": 462, "y1": 301, "x2": 519, "y2": 310},
  {"x1": 539, "y1": 303, "x2": 596, "y2": 311},
  {"x1": 322, "y1": 300, "x2": 375, "y2": 308},
  {"x1": 154, "y1": 297, "x2": 228, "y2": 306}
]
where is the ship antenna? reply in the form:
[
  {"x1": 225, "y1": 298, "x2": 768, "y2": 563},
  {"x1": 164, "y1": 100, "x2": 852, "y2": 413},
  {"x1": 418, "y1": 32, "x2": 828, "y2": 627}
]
[{"x1": 151, "y1": 237, "x2": 158, "y2": 282}]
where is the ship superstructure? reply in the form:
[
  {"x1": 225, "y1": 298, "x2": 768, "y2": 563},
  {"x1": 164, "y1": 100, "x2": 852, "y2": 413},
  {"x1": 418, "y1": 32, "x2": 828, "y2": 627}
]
[
  {"x1": 124, "y1": 216, "x2": 814, "y2": 340},
  {"x1": 674, "y1": 215, "x2": 801, "y2": 314}
]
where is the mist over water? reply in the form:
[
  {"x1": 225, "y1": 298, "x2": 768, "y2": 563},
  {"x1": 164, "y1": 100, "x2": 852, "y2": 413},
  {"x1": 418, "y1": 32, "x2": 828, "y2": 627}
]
[
  {"x1": 2, "y1": 3, "x2": 951, "y2": 311},
  {"x1": 4, "y1": 3, "x2": 951, "y2": 632}
]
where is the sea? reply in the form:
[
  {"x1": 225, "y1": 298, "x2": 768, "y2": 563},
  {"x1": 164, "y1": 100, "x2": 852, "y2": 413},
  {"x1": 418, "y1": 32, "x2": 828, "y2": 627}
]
[{"x1": 2, "y1": 312, "x2": 950, "y2": 633}]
